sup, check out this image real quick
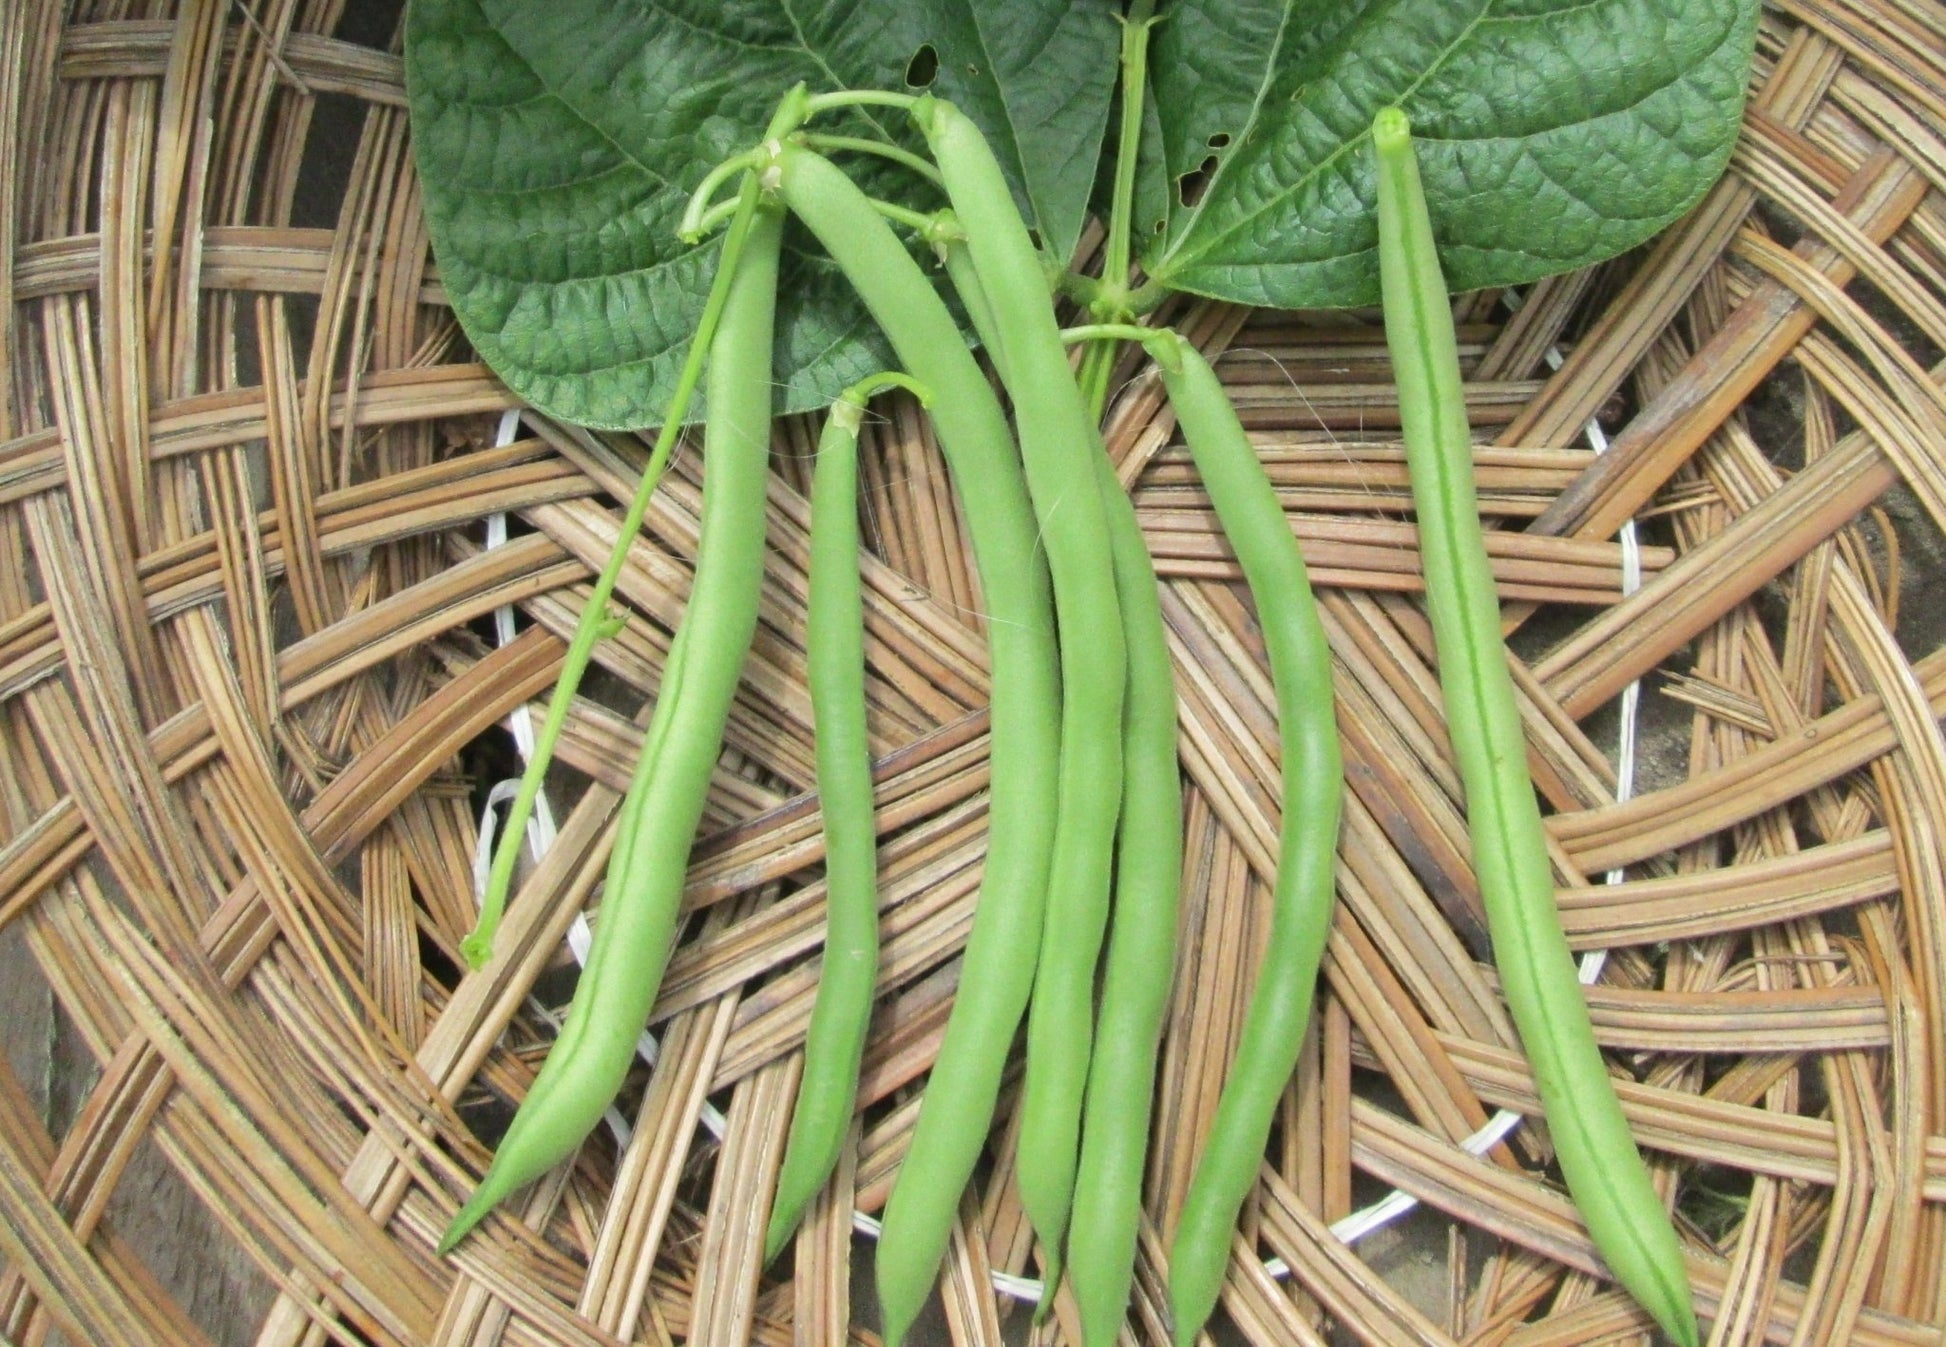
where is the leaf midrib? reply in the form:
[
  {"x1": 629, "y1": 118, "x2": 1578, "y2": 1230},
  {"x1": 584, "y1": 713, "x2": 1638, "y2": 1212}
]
[{"x1": 1150, "y1": 0, "x2": 1497, "y2": 283}]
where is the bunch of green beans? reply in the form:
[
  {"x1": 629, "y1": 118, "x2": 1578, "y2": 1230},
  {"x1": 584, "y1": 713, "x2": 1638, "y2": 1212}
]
[
  {"x1": 1372, "y1": 106, "x2": 1699, "y2": 1347},
  {"x1": 770, "y1": 138, "x2": 1065, "y2": 1347},
  {"x1": 439, "y1": 80, "x2": 1698, "y2": 1347}
]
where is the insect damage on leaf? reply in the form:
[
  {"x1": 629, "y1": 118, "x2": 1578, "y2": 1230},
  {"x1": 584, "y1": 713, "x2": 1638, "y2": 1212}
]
[
  {"x1": 1140, "y1": 0, "x2": 1760, "y2": 308},
  {"x1": 404, "y1": 0, "x2": 1118, "y2": 429}
]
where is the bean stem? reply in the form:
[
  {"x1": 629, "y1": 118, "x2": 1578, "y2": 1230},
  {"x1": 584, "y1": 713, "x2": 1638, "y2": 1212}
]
[
  {"x1": 1372, "y1": 107, "x2": 1698, "y2": 1347},
  {"x1": 798, "y1": 132, "x2": 944, "y2": 186},
  {"x1": 763, "y1": 371, "x2": 929, "y2": 1263},
  {"x1": 774, "y1": 144, "x2": 1061, "y2": 1347},
  {"x1": 1153, "y1": 330, "x2": 1343, "y2": 1347},
  {"x1": 1075, "y1": 0, "x2": 1159, "y2": 418}
]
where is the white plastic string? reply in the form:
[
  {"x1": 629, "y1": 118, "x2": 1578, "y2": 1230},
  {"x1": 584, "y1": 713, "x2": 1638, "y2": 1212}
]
[{"x1": 470, "y1": 408, "x2": 729, "y2": 1152}]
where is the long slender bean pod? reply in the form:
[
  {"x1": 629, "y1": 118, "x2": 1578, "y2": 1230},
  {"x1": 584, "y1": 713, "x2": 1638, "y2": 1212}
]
[
  {"x1": 1067, "y1": 442, "x2": 1184, "y2": 1347},
  {"x1": 1152, "y1": 329, "x2": 1343, "y2": 1347},
  {"x1": 438, "y1": 205, "x2": 785, "y2": 1254},
  {"x1": 461, "y1": 172, "x2": 774, "y2": 969},
  {"x1": 998, "y1": 321, "x2": 1189, "y2": 1347},
  {"x1": 1372, "y1": 107, "x2": 1698, "y2": 1347},
  {"x1": 763, "y1": 371, "x2": 930, "y2": 1263},
  {"x1": 773, "y1": 144, "x2": 1061, "y2": 1347},
  {"x1": 916, "y1": 95, "x2": 1129, "y2": 1293},
  {"x1": 468, "y1": 84, "x2": 818, "y2": 970}
]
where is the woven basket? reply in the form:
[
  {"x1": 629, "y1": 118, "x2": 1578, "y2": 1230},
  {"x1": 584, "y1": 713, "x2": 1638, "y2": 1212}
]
[{"x1": 5, "y1": 2, "x2": 1946, "y2": 1344}]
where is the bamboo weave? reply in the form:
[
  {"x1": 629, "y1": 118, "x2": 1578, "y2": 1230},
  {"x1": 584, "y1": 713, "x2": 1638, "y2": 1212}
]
[{"x1": 3, "y1": 3, "x2": 1945, "y2": 1344}]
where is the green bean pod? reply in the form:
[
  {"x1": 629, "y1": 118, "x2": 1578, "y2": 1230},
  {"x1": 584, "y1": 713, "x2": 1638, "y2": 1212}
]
[
  {"x1": 916, "y1": 94, "x2": 1129, "y2": 1292},
  {"x1": 944, "y1": 305, "x2": 1184, "y2": 1347},
  {"x1": 763, "y1": 373, "x2": 926, "y2": 1263},
  {"x1": 1067, "y1": 444, "x2": 1184, "y2": 1347},
  {"x1": 1152, "y1": 330, "x2": 1343, "y2": 1347},
  {"x1": 1372, "y1": 107, "x2": 1698, "y2": 1347},
  {"x1": 773, "y1": 144, "x2": 1062, "y2": 1347},
  {"x1": 438, "y1": 205, "x2": 785, "y2": 1255}
]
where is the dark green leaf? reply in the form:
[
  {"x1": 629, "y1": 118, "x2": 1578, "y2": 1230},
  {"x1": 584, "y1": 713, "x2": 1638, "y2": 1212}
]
[
  {"x1": 404, "y1": 0, "x2": 1116, "y2": 429},
  {"x1": 1142, "y1": 0, "x2": 1760, "y2": 307}
]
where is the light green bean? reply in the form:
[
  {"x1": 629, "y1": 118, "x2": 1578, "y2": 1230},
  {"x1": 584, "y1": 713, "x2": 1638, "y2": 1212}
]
[
  {"x1": 1147, "y1": 328, "x2": 1344, "y2": 1347},
  {"x1": 1372, "y1": 106, "x2": 1698, "y2": 1347},
  {"x1": 440, "y1": 204, "x2": 785, "y2": 1253},
  {"x1": 916, "y1": 94, "x2": 1129, "y2": 1297},
  {"x1": 773, "y1": 142, "x2": 1062, "y2": 1347},
  {"x1": 763, "y1": 371, "x2": 929, "y2": 1263}
]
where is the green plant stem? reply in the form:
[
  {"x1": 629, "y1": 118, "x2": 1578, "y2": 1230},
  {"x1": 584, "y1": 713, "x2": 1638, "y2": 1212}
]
[
  {"x1": 1075, "y1": 1, "x2": 1157, "y2": 419},
  {"x1": 763, "y1": 370, "x2": 929, "y2": 1264},
  {"x1": 774, "y1": 143, "x2": 1061, "y2": 1347},
  {"x1": 917, "y1": 95, "x2": 1128, "y2": 1299},
  {"x1": 1372, "y1": 107, "x2": 1699, "y2": 1347},
  {"x1": 805, "y1": 89, "x2": 918, "y2": 117},
  {"x1": 440, "y1": 206, "x2": 784, "y2": 1252},
  {"x1": 1153, "y1": 329, "x2": 1343, "y2": 1347},
  {"x1": 678, "y1": 149, "x2": 764, "y2": 241},
  {"x1": 799, "y1": 132, "x2": 943, "y2": 186},
  {"x1": 864, "y1": 197, "x2": 943, "y2": 235},
  {"x1": 1102, "y1": 0, "x2": 1154, "y2": 296}
]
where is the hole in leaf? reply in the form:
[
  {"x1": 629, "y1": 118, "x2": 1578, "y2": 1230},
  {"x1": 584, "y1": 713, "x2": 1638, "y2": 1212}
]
[
  {"x1": 1207, "y1": 132, "x2": 1232, "y2": 148},
  {"x1": 905, "y1": 44, "x2": 938, "y2": 87},
  {"x1": 1153, "y1": 218, "x2": 1166, "y2": 234},
  {"x1": 966, "y1": 63, "x2": 979, "y2": 76},
  {"x1": 1175, "y1": 154, "x2": 1220, "y2": 208}
]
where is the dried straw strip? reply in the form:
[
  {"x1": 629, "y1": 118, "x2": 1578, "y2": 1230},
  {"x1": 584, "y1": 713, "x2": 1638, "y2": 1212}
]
[
  {"x1": 1256, "y1": 1166, "x2": 1455, "y2": 1347},
  {"x1": 1536, "y1": 433, "x2": 1897, "y2": 716},
  {"x1": 1139, "y1": 508, "x2": 1663, "y2": 603},
  {"x1": 0, "y1": 1057, "x2": 205, "y2": 1347},
  {"x1": 1532, "y1": 146, "x2": 1927, "y2": 541},
  {"x1": 571, "y1": 932, "x2": 747, "y2": 1336},
  {"x1": 1552, "y1": 649, "x2": 1946, "y2": 872},
  {"x1": 790, "y1": 1117, "x2": 858, "y2": 1347},
  {"x1": 1555, "y1": 830, "x2": 1899, "y2": 947},
  {"x1": 0, "y1": 362, "x2": 511, "y2": 504},
  {"x1": 687, "y1": 1054, "x2": 796, "y2": 1345},
  {"x1": 1356, "y1": 1100, "x2": 1941, "y2": 1347},
  {"x1": 13, "y1": 225, "x2": 443, "y2": 304},
  {"x1": 940, "y1": 1189, "x2": 1008, "y2": 1347},
  {"x1": 1145, "y1": 440, "x2": 1593, "y2": 503}
]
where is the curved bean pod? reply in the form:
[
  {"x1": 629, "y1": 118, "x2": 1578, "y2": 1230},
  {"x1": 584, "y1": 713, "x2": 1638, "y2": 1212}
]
[
  {"x1": 773, "y1": 144, "x2": 1062, "y2": 1347},
  {"x1": 763, "y1": 372, "x2": 929, "y2": 1263},
  {"x1": 438, "y1": 205, "x2": 785, "y2": 1255},
  {"x1": 1372, "y1": 107, "x2": 1698, "y2": 1347},
  {"x1": 1067, "y1": 443, "x2": 1184, "y2": 1347},
  {"x1": 1152, "y1": 330, "x2": 1343, "y2": 1347},
  {"x1": 916, "y1": 95, "x2": 1129, "y2": 1294}
]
